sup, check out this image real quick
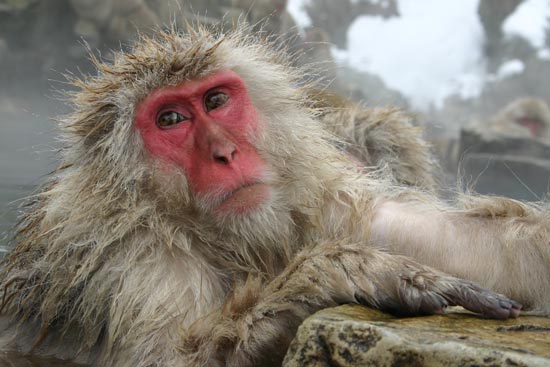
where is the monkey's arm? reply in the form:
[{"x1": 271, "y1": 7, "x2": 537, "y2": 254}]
[
  {"x1": 370, "y1": 195, "x2": 550, "y2": 313},
  {"x1": 182, "y1": 241, "x2": 520, "y2": 367}
]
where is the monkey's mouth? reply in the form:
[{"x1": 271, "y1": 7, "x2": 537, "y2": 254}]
[{"x1": 215, "y1": 182, "x2": 271, "y2": 215}]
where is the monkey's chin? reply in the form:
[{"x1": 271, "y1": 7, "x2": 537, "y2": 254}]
[{"x1": 214, "y1": 183, "x2": 271, "y2": 217}]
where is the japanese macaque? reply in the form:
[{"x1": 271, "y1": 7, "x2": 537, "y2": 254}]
[
  {"x1": 481, "y1": 97, "x2": 550, "y2": 142},
  {"x1": 1, "y1": 25, "x2": 549, "y2": 367}
]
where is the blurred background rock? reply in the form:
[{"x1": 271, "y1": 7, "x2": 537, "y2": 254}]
[{"x1": 1, "y1": 0, "x2": 550, "y2": 251}]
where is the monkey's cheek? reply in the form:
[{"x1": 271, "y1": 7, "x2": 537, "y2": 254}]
[{"x1": 215, "y1": 184, "x2": 272, "y2": 217}]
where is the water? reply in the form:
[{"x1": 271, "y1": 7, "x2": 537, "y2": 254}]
[
  {"x1": 0, "y1": 95, "x2": 77, "y2": 365},
  {"x1": 0, "y1": 96, "x2": 60, "y2": 252}
]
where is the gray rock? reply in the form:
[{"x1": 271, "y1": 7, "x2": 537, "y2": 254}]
[
  {"x1": 283, "y1": 304, "x2": 550, "y2": 367},
  {"x1": 457, "y1": 129, "x2": 550, "y2": 200}
]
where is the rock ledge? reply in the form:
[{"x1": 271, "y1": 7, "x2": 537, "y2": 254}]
[{"x1": 283, "y1": 305, "x2": 550, "y2": 367}]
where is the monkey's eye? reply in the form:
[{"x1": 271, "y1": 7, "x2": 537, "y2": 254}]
[
  {"x1": 157, "y1": 111, "x2": 188, "y2": 128},
  {"x1": 204, "y1": 92, "x2": 229, "y2": 112}
]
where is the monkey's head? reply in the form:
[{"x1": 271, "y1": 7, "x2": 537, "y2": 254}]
[
  {"x1": 492, "y1": 97, "x2": 550, "y2": 139},
  {"x1": 61, "y1": 25, "x2": 348, "y2": 240}
]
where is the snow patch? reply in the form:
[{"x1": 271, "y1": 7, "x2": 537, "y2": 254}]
[
  {"x1": 538, "y1": 48, "x2": 550, "y2": 60},
  {"x1": 287, "y1": 0, "x2": 549, "y2": 111},
  {"x1": 503, "y1": 0, "x2": 550, "y2": 50},
  {"x1": 346, "y1": 0, "x2": 484, "y2": 110},
  {"x1": 496, "y1": 59, "x2": 525, "y2": 79},
  {"x1": 330, "y1": 46, "x2": 350, "y2": 64},
  {"x1": 287, "y1": 0, "x2": 312, "y2": 28}
]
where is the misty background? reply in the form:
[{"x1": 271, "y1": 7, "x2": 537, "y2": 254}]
[{"x1": 1, "y1": 0, "x2": 550, "y2": 251}]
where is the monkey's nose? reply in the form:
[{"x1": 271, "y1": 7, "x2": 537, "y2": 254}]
[{"x1": 212, "y1": 143, "x2": 237, "y2": 165}]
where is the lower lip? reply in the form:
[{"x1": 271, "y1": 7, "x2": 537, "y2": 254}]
[{"x1": 216, "y1": 183, "x2": 271, "y2": 215}]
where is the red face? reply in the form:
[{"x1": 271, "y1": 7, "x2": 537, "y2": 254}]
[
  {"x1": 516, "y1": 117, "x2": 543, "y2": 137},
  {"x1": 134, "y1": 70, "x2": 271, "y2": 216}
]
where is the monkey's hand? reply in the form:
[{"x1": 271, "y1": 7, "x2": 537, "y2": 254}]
[
  {"x1": 359, "y1": 254, "x2": 523, "y2": 320},
  {"x1": 182, "y1": 241, "x2": 520, "y2": 367},
  {"x1": 296, "y1": 241, "x2": 521, "y2": 320}
]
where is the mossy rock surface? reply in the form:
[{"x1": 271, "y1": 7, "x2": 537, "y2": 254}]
[{"x1": 283, "y1": 304, "x2": 550, "y2": 367}]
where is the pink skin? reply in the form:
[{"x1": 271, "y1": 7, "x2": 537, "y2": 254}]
[
  {"x1": 516, "y1": 117, "x2": 542, "y2": 137},
  {"x1": 134, "y1": 70, "x2": 271, "y2": 216}
]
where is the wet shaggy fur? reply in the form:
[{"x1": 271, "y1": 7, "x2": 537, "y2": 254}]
[
  {"x1": 0, "y1": 25, "x2": 548, "y2": 367},
  {"x1": 313, "y1": 90, "x2": 438, "y2": 190}
]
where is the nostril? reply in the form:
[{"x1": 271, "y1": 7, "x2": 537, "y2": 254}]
[
  {"x1": 212, "y1": 142, "x2": 237, "y2": 165},
  {"x1": 212, "y1": 147, "x2": 237, "y2": 165},
  {"x1": 214, "y1": 155, "x2": 230, "y2": 165}
]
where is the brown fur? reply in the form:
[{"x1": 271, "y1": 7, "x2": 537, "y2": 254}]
[
  {"x1": 311, "y1": 89, "x2": 438, "y2": 189},
  {"x1": 0, "y1": 25, "x2": 547, "y2": 367}
]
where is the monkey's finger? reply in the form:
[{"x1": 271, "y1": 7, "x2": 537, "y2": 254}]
[{"x1": 446, "y1": 280, "x2": 522, "y2": 320}]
